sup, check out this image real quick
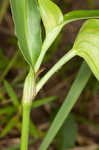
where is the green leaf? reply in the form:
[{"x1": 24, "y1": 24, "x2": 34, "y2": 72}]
[
  {"x1": 0, "y1": 51, "x2": 18, "y2": 82},
  {"x1": 39, "y1": 62, "x2": 91, "y2": 150},
  {"x1": 0, "y1": 116, "x2": 19, "y2": 138},
  {"x1": 73, "y1": 19, "x2": 99, "y2": 81},
  {"x1": 38, "y1": 0, "x2": 63, "y2": 34},
  {"x1": 75, "y1": 114, "x2": 99, "y2": 130},
  {"x1": 32, "y1": 96, "x2": 58, "y2": 108},
  {"x1": 30, "y1": 120, "x2": 40, "y2": 138},
  {"x1": 35, "y1": 0, "x2": 64, "y2": 71},
  {"x1": 35, "y1": 2, "x2": 99, "y2": 72},
  {"x1": 4, "y1": 80, "x2": 19, "y2": 107},
  {"x1": 0, "y1": 48, "x2": 9, "y2": 70},
  {"x1": 56, "y1": 113, "x2": 78, "y2": 150},
  {"x1": 0, "y1": 106, "x2": 16, "y2": 115},
  {"x1": 63, "y1": 10, "x2": 99, "y2": 25},
  {"x1": 10, "y1": 0, "x2": 42, "y2": 68}
]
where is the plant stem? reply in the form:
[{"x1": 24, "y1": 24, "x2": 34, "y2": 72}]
[
  {"x1": 21, "y1": 104, "x2": 31, "y2": 150},
  {"x1": 36, "y1": 50, "x2": 76, "y2": 93},
  {"x1": 34, "y1": 47, "x2": 46, "y2": 72},
  {"x1": 21, "y1": 68, "x2": 35, "y2": 150},
  {"x1": 34, "y1": 26, "x2": 63, "y2": 72}
]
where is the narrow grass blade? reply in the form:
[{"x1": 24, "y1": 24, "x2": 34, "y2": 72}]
[
  {"x1": 4, "y1": 80, "x2": 19, "y2": 107},
  {"x1": 0, "y1": 116, "x2": 19, "y2": 138},
  {"x1": 39, "y1": 62, "x2": 91, "y2": 150},
  {"x1": 32, "y1": 96, "x2": 58, "y2": 108},
  {"x1": 30, "y1": 120, "x2": 40, "y2": 139},
  {"x1": 0, "y1": 51, "x2": 19, "y2": 82},
  {"x1": 0, "y1": 106, "x2": 16, "y2": 115},
  {"x1": 74, "y1": 114, "x2": 99, "y2": 130}
]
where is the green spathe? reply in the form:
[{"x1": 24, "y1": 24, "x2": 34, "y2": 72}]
[
  {"x1": 10, "y1": 0, "x2": 42, "y2": 68},
  {"x1": 73, "y1": 19, "x2": 99, "y2": 80}
]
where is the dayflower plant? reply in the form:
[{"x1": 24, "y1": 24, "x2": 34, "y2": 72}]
[{"x1": 10, "y1": 0, "x2": 99, "y2": 150}]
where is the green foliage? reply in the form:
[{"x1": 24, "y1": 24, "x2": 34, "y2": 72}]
[
  {"x1": 35, "y1": 0, "x2": 99, "y2": 72},
  {"x1": 9, "y1": 1, "x2": 99, "y2": 150},
  {"x1": 0, "y1": 106, "x2": 16, "y2": 115},
  {"x1": 63, "y1": 10, "x2": 99, "y2": 25},
  {"x1": 75, "y1": 114, "x2": 99, "y2": 130},
  {"x1": 4, "y1": 80, "x2": 19, "y2": 107},
  {"x1": 56, "y1": 113, "x2": 78, "y2": 150},
  {"x1": 73, "y1": 19, "x2": 99, "y2": 81},
  {"x1": 0, "y1": 116, "x2": 19, "y2": 138},
  {"x1": 30, "y1": 120, "x2": 40, "y2": 139},
  {"x1": 35, "y1": 0, "x2": 64, "y2": 71},
  {"x1": 10, "y1": 0, "x2": 42, "y2": 68},
  {"x1": 39, "y1": 62, "x2": 91, "y2": 150},
  {"x1": 0, "y1": 48, "x2": 9, "y2": 70},
  {"x1": 38, "y1": 0, "x2": 63, "y2": 34},
  {"x1": 43, "y1": 33, "x2": 62, "y2": 63},
  {"x1": 0, "y1": 51, "x2": 19, "y2": 82},
  {"x1": 0, "y1": 85, "x2": 57, "y2": 138},
  {"x1": 32, "y1": 96, "x2": 58, "y2": 108}
]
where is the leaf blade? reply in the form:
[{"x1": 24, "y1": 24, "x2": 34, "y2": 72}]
[
  {"x1": 0, "y1": 116, "x2": 19, "y2": 138},
  {"x1": 35, "y1": 7, "x2": 99, "y2": 72},
  {"x1": 4, "y1": 80, "x2": 19, "y2": 107},
  {"x1": 10, "y1": 0, "x2": 42, "y2": 67},
  {"x1": 38, "y1": 0, "x2": 63, "y2": 34},
  {"x1": 32, "y1": 96, "x2": 58, "y2": 108},
  {"x1": 39, "y1": 62, "x2": 91, "y2": 150},
  {"x1": 73, "y1": 19, "x2": 99, "y2": 80},
  {"x1": 64, "y1": 10, "x2": 99, "y2": 25}
]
